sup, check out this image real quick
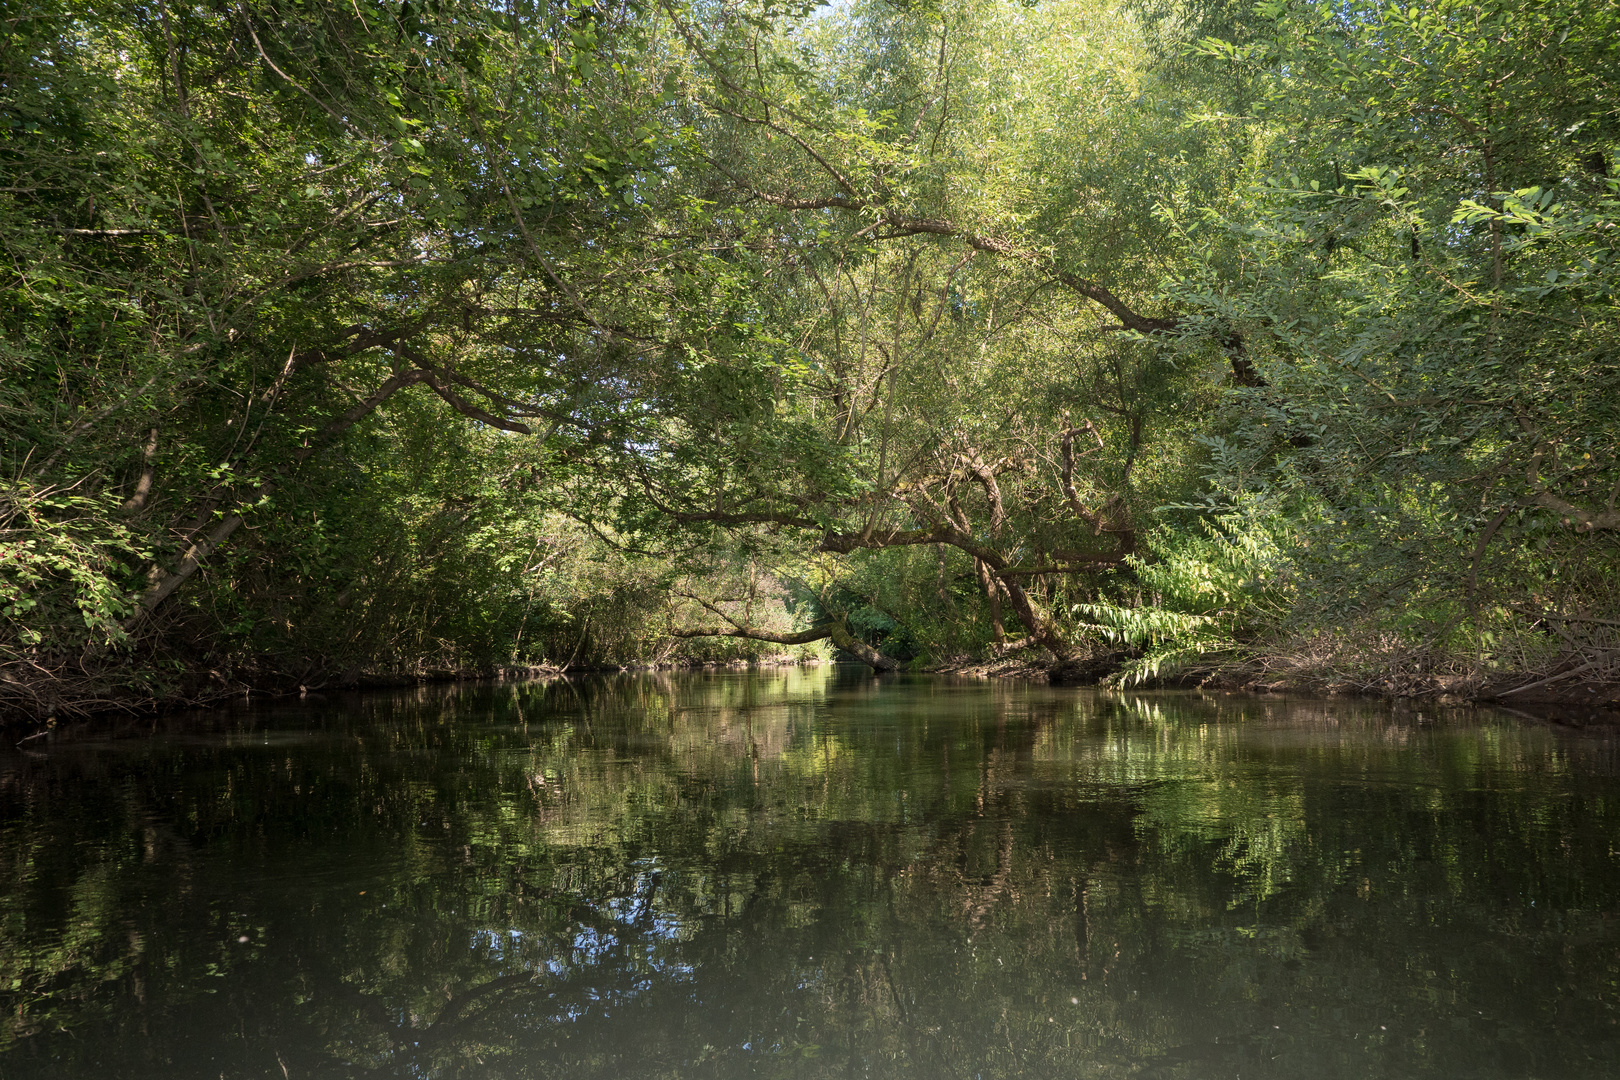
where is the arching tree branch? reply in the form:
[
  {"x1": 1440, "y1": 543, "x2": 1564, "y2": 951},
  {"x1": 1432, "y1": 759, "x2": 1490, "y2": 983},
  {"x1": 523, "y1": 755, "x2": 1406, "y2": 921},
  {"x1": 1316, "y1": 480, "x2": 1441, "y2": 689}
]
[{"x1": 670, "y1": 619, "x2": 900, "y2": 672}]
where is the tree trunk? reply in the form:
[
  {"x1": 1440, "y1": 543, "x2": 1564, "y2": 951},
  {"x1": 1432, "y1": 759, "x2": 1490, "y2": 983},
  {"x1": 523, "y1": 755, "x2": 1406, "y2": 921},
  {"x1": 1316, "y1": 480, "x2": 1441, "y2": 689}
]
[
  {"x1": 827, "y1": 620, "x2": 901, "y2": 673},
  {"x1": 975, "y1": 558, "x2": 1004, "y2": 643}
]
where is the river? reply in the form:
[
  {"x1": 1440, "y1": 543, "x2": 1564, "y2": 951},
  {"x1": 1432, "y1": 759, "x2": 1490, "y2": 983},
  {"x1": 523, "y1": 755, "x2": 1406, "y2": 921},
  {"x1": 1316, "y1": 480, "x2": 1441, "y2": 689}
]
[{"x1": 2, "y1": 669, "x2": 1617, "y2": 1078}]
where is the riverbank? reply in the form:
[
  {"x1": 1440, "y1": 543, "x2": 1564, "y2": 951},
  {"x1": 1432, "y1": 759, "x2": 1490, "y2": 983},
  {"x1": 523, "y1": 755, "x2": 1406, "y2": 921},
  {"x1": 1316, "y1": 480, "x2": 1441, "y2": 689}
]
[
  {"x1": 0, "y1": 654, "x2": 835, "y2": 742},
  {"x1": 8, "y1": 648, "x2": 1617, "y2": 746},
  {"x1": 930, "y1": 649, "x2": 1620, "y2": 723}
]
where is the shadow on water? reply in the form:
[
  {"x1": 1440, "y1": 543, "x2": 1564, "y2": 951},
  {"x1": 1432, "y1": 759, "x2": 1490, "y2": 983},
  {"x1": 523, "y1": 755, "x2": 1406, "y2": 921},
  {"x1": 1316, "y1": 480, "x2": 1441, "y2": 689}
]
[{"x1": 2, "y1": 668, "x2": 1619, "y2": 1078}]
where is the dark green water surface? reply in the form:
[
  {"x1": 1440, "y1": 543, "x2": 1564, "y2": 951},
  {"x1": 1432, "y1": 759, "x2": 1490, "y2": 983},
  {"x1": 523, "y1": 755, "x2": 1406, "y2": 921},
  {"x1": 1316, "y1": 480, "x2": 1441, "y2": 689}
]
[{"x1": 3, "y1": 670, "x2": 1619, "y2": 1078}]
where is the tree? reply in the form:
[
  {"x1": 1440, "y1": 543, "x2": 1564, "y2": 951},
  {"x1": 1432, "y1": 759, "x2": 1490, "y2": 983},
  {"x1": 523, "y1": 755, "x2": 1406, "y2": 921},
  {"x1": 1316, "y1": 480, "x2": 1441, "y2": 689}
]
[
  {"x1": 588, "y1": 0, "x2": 1231, "y2": 669},
  {"x1": 1, "y1": 0, "x2": 693, "y2": 712},
  {"x1": 1150, "y1": 0, "x2": 1620, "y2": 689}
]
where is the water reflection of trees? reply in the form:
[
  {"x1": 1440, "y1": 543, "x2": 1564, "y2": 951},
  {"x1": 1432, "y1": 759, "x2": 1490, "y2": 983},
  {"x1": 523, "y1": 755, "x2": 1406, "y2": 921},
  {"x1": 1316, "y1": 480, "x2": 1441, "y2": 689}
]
[{"x1": 1, "y1": 675, "x2": 1618, "y2": 1078}]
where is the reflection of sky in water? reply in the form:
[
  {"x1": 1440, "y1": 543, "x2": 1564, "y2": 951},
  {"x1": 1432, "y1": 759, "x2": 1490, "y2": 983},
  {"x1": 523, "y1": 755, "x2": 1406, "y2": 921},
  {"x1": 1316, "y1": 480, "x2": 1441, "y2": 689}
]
[{"x1": 467, "y1": 862, "x2": 698, "y2": 1026}]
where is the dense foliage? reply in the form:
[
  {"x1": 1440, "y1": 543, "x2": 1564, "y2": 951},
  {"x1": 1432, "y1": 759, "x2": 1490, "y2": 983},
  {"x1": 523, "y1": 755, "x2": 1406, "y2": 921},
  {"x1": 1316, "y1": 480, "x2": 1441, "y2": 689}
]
[{"x1": 3, "y1": 0, "x2": 1615, "y2": 719}]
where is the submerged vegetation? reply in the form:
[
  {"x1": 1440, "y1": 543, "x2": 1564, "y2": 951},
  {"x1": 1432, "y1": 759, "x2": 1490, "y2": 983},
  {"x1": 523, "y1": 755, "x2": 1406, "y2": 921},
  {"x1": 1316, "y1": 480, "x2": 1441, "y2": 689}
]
[{"x1": 2, "y1": 0, "x2": 1617, "y2": 719}]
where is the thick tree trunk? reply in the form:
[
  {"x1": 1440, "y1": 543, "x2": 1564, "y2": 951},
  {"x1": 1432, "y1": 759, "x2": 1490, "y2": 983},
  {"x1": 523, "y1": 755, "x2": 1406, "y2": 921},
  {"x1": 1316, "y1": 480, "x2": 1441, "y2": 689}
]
[
  {"x1": 826, "y1": 621, "x2": 901, "y2": 673},
  {"x1": 994, "y1": 575, "x2": 1078, "y2": 662}
]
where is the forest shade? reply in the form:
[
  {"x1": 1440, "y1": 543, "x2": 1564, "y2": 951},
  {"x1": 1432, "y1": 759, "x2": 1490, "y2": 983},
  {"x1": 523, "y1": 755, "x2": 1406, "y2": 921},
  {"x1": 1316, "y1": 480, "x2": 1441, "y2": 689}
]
[{"x1": 1, "y1": 0, "x2": 1616, "y2": 720}]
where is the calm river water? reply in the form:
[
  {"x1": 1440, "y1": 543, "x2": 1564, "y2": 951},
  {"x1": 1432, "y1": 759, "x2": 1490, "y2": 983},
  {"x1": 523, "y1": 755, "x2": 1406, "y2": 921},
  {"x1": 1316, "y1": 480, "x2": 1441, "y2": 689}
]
[{"x1": 2, "y1": 670, "x2": 1618, "y2": 1078}]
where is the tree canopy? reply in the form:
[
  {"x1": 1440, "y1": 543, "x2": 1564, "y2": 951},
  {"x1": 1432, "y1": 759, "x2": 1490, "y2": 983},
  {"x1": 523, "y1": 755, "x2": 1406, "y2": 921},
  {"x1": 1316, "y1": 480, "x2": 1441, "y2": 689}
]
[{"x1": 3, "y1": 0, "x2": 1616, "y2": 719}]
